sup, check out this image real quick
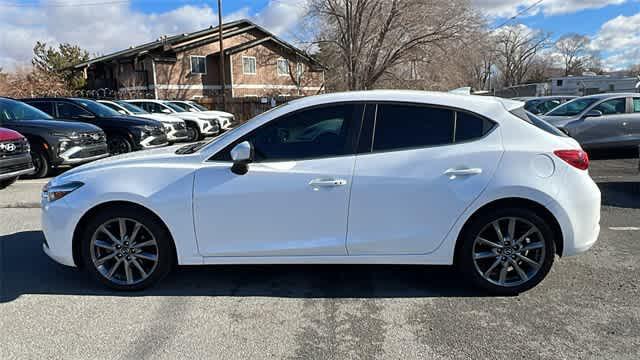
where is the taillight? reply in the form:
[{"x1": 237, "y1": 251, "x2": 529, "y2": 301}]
[{"x1": 554, "y1": 149, "x2": 589, "y2": 170}]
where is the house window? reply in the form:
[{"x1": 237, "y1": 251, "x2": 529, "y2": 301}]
[
  {"x1": 556, "y1": 80, "x2": 563, "y2": 87},
  {"x1": 277, "y1": 59, "x2": 290, "y2": 76},
  {"x1": 296, "y1": 63, "x2": 304, "y2": 77},
  {"x1": 190, "y1": 56, "x2": 206, "y2": 75},
  {"x1": 243, "y1": 56, "x2": 256, "y2": 75}
]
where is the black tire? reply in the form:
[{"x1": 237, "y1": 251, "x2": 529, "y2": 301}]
[
  {"x1": 186, "y1": 123, "x2": 203, "y2": 141},
  {"x1": 24, "y1": 147, "x2": 50, "y2": 179},
  {"x1": 107, "y1": 135, "x2": 133, "y2": 155},
  {"x1": 458, "y1": 207, "x2": 556, "y2": 296},
  {"x1": 0, "y1": 177, "x2": 18, "y2": 189},
  {"x1": 80, "y1": 207, "x2": 175, "y2": 291}
]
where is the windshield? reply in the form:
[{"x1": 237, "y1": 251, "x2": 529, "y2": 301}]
[
  {"x1": 546, "y1": 98, "x2": 598, "y2": 116},
  {"x1": 75, "y1": 99, "x2": 122, "y2": 117},
  {"x1": 0, "y1": 98, "x2": 54, "y2": 121},
  {"x1": 189, "y1": 102, "x2": 208, "y2": 111},
  {"x1": 164, "y1": 102, "x2": 187, "y2": 113},
  {"x1": 170, "y1": 102, "x2": 192, "y2": 111},
  {"x1": 116, "y1": 101, "x2": 148, "y2": 114}
]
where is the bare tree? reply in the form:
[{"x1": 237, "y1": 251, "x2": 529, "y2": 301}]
[
  {"x1": 493, "y1": 25, "x2": 550, "y2": 87},
  {"x1": 309, "y1": 0, "x2": 482, "y2": 91},
  {"x1": 554, "y1": 34, "x2": 601, "y2": 76}
]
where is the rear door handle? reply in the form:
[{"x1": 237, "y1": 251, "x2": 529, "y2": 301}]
[
  {"x1": 444, "y1": 168, "x2": 483, "y2": 177},
  {"x1": 309, "y1": 178, "x2": 348, "y2": 188}
]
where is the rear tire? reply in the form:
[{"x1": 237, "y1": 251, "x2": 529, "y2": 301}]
[
  {"x1": 0, "y1": 177, "x2": 18, "y2": 189},
  {"x1": 24, "y1": 147, "x2": 49, "y2": 179},
  {"x1": 80, "y1": 207, "x2": 175, "y2": 291},
  {"x1": 458, "y1": 207, "x2": 556, "y2": 295}
]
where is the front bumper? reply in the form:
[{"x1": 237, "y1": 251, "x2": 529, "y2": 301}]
[
  {"x1": 58, "y1": 143, "x2": 109, "y2": 165},
  {"x1": 199, "y1": 120, "x2": 220, "y2": 135},
  {"x1": 166, "y1": 128, "x2": 189, "y2": 142},
  {"x1": 139, "y1": 135, "x2": 169, "y2": 149},
  {"x1": 0, "y1": 152, "x2": 34, "y2": 180}
]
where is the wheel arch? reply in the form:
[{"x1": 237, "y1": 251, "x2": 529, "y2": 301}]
[
  {"x1": 24, "y1": 134, "x2": 54, "y2": 160},
  {"x1": 72, "y1": 200, "x2": 177, "y2": 269},
  {"x1": 453, "y1": 197, "x2": 564, "y2": 266}
]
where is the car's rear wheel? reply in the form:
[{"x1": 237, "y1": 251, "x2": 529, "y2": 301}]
[
  {"x1": 0, "y1": 177, "x2": 18, "y2": 189},
  {"x1": 459, "y1": 208, "x2": 555, "y2": 295},
  {"x1": 80, "y1": 208, "x2": 174, "y2": 290},
  {"x1": 107, "y1": 135, "x2": 133, "y2": 155}
]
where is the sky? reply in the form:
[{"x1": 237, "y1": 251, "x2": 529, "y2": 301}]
[{"x1": 0, "y1": 0, "x2": 638, "y2": 72}]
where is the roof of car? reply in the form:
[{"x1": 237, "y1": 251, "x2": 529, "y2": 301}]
[
  {"x1": 526, "y1": 95, "x2": 578, "y2": 101},
  {"x1": 286, "y1": 90, "x2": 524, "y2": 113},
  {"x1": 579, "y1": 93, "x2": 640, "y2": 100}
]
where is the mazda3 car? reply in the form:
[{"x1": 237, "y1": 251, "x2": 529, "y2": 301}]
[{"x1": 41, "y1": 91, "x2": 601, "y2": 295}]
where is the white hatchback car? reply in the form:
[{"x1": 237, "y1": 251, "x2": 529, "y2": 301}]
[{"x1": 41, "y1": 91, "x2": 601, "y2": 294}]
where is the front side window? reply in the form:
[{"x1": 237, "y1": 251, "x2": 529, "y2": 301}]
[
  {"x1": 547, "y1": 98, "x2": 598, "y2": 116},
  {"x1": 213, "y1": 104, "x2": 362, "y2": 162},
  {"x1": 633, "y1": 98, "x2": 640, "y2": 113},
  {"x1": 56, "y1": 102, "x2": 92, "y2": 118},
  {"x1": 373, "y1": 104, "x2": 454, "y2": 152},
  {"x1": 277, "y1": 59, "x2": 289, "y2": 76},
  {"x1": 74, "y1": 99, "x2": 121, "y2": 117},
  {"x1": 0, "y1": 99, "x2": 54, "y2": 121},
  {"x1": 243, "y1": 56, "x2": 256, "y2": 75},
  {"x1": 593, "y1": 98, "x2": 626, "y2": 115},
  {"x1": 190, "y1": 56, "x2": 206, "y2": 74}
]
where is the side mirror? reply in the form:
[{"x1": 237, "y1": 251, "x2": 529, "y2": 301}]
[
  {"x1": 77, "y1": 114, "x2": 95, "y2": 119},
  {"x1": 118, "y1": 110, "x2": 127, "y2": 115},
  {"x1": 161, "y1": 108, "x2": 172, "y2": 114},
  {"x1": 230, "y1": 141, "x2": 253, "y2": 175},
  {"x1": 584, "y1": 110, "x2": 603, "y2": 118}
]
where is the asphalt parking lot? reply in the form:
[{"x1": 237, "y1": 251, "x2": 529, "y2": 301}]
[{"x1": 1, "y1": 157, "x2": 638, "y2": 359}]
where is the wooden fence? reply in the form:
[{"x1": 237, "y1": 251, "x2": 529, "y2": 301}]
[{"x1": 200, "y1": 96, "x2": 301, "y2": 123}]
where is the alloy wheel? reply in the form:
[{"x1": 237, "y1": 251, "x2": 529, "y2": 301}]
[
  {"x1": 472, "y1": 217, "x2": 546, "y2": 287},
  {"x1": 108, "y1": 137, "x2": 131, "y2": 155},
  {"x1": 90, "y1": 218, "x2": 159, "y2": 285}
]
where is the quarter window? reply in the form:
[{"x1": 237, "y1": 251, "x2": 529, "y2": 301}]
[
  {"x1": 455, "y1": 112, "x2": 494, "y2": 142},
  {"x1": 593, "y1": 98, "x2": 626, "y2": 115},
  {"x1": 373, "y1": 104, "x2": 454, "y2": 151},
  {"x1": 277, "y1": 59, "x2": 289, "y2": 76},
  {"x1": 190, "y1": 56, "x2": 206, "y2": 74},
  {"x1": 213, "y1": 104, "x2": 362, "y2": 162},
  {"x1": 243, "y1": 56, "x2": 256, "y2": 75},
  {"x1": 633, "y1": 98, "x2": 640, "y2": 113}
]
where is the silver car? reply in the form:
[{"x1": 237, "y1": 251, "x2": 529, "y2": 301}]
[{"x1": 542, "y1": 93, "x2": 640, "y2": 150}]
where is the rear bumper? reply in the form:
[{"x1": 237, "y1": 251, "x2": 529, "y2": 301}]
[{"x1": 0, "y1": 153, "x2": 34, "y2": 180}]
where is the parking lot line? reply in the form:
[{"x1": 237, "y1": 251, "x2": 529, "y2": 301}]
[{"x1": 608, "y1": 227, "x2": 640, "y2": 231}]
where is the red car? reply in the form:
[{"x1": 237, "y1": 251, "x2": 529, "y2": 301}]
[{"x1": 0, "y1": 127, "x2": 33, "y2": 189}]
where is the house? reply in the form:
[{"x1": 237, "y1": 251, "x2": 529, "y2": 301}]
[
  {"x1": 72, "y1": 19, "x2": 325, "y2": 100},
  {"x1": 550, "y1": 74, "x2": 640, "y2": 96}
]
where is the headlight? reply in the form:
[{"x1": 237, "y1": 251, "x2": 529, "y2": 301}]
[
  {"x1": 58, "y1": 141, "x2": 70, "y2": 153},
  {"x1": 42, "y1": 181, "x2": 84, "y2": 202},
  {"x1": 50, "y1": 131, "x2": 79, "y2": 139}
]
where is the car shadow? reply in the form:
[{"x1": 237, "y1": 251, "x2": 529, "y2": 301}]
[
  {"x1": 598, "y1": 181, "x2": 640, "y2": 209},
  {"x1": 588, "y1": 148, "x2": 638, "y2": 160},
  {"x1": 1, "y1": 231, "x2": 484, "y2": 303}
]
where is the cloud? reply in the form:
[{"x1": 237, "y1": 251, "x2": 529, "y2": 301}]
[
  {"x1": 473, "y1": 0, "x2": 629, "y2": 18},
  {"x1": 0, "y1": 0, "x2": 310, "y2": 70},
  {"x1": 590, "y1": 12, "x2": 640, "y2": 70}
]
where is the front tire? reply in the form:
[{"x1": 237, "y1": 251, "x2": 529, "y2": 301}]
[
  {"x1": 107, "y1": 135, "x2": 133, "y2": 155},
  {"x1": 186, "y1": 123, "x2": 203, "y2": 142},
  {"x1": 80, "y1": 207, "x2": 175, "y2": 291},
  {"x1": 25, "y1": 147, "x2": 50, "y2": 179},
  {"x1": 458, "y1": 207, "x2": 556, "y2": 295}
]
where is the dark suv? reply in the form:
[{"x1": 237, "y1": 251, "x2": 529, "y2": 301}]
[
  {"x1": 0, "y1": 97, "x2": 108, "y2": 178},
  {"x1": 0, "y1": 127, "x2": 33, "y2": 189},
  {"x1": 22, "y1": 98, "x2": 168, "y2": 155}
]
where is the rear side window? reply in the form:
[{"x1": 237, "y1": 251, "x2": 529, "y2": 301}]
[
  {"x1": 510, "y1": 107, "x2": 567, "y2": 137},
  {"x1": 373, "y1": 104, "x2": 454, "y2": 151}
]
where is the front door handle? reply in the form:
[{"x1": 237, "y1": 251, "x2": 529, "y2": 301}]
[
  {"x1": 444, "y1": 168, "x2": 483, "y2": 177},
  {"x1": 309, "y1": 178, "x2": 348, "y2": 188}
]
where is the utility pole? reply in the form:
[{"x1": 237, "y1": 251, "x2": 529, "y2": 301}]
[{"x1": 218, "y1": 0, "x2": 226, "y2": 111}]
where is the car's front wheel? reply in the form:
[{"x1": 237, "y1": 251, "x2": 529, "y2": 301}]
[
  {"x1": 80, "y1": 207, "x2": 174, "y2": 290},
  {"x1": 107, "y1": 135, "x2": 133, "y2": 155},
  {"x1": 0, "y1": 177, "x2": 18, "y2": 189},
  {"x1": 185, "y1": 123, "x2": 202, "y2": 142},
  {"x1": 458, "y1": 207, "x2": 556, "y2": 295}
]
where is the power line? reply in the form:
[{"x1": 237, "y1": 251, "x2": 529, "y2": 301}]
[{"x1": 493, "y1": 0, "x2": 544, "y2": 29}]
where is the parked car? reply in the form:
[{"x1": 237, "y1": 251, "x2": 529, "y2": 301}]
[
  {"x1": 97, "y1": 100, "x2": 189, "y2": 143},
  {"x1": 125, "y1": 100, "x2": 220, "y2": 141},
  {"x1": 516, "y1": 96, "x2": 578, "y2": 115},
  {"x1": 0, "y1": 127, "x2": 33, "y2": 189},
  {"x1": 41, "y1": 90, "x2": 600, "y2": 295},
  {"x1": 0, "y1": 97, "x2": 108, "y2": 178},
  {"x1": 168, "y1": 100, "x2": 235, "y2": 131},
  {"x1": 22, "y1": 98, "x2": 168, "y2": 155},
  {"x1": 541, "y1": 93, "x2": 640, "y2": 151}
]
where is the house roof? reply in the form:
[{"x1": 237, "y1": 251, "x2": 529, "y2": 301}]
[{"x1": 71, "y1": 19, "x2": 322, "y2": 69}]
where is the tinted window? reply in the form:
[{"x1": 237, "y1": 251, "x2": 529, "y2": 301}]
[
  {"x1": 594, "y1": 98, "x2": 626, "y2": 115},
  {"x1": 56, "y1": 102, "x2": 91, "y2": 118},
  {"x1": 547, "y1": 98, "x2": 598, "y2": 116},
  {"x1": 455, "y1": 112, "x2": 494, "y2": 142},
  {"x1": 0, "y1": 99, "x2": 54, "y2": 121},
  {"x1": 634, "y1": 98, "x2": 640, "y2": 113},
  {"x1": 74, "y1": 99, "x2": 121, "y2": 117},
  {"x1": 510, "y1": 108, "x2": 567, "y2": 137},
  {"x1": 22, "y1": 101, "x2": 54, "y2": 117},
  {"x1": 213, "y1": 104, "x2": 362, "y2": 162},
  {"x1": 373, "y1": 104, "x2": 454, "y2": 151}
]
